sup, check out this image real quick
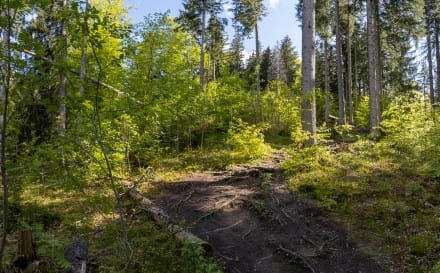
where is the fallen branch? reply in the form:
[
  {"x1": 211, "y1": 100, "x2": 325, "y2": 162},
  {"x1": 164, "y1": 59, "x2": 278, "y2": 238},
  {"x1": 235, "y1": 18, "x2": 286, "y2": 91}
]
[
  {"x1": 278, "y1": 245, "x2": 317, "y2": 273},
  {"x1": 281, "y1": 208, "x2": 295, "y2": 223},
  {"x1": 195, "y1": 195, "x2": 240, "y2": 223},
  {"x1": 128, "y1": 188, "x2": 212, "y2": 254},
  {"x1": 205, "y1": 220, "x2": 243, "y2": 234},
  {"x1": 173, "y1": 190, "x2": 195, "y2": 212}
]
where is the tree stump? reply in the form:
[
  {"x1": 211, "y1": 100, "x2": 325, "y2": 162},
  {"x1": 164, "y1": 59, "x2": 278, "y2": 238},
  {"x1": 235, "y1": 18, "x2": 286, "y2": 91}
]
[
  {"x1": 64, "y1": 237, "x2": 88, "y2": 273},
  {"x1": 14, "y1": 230, "x2": 36, "y2": 270}
]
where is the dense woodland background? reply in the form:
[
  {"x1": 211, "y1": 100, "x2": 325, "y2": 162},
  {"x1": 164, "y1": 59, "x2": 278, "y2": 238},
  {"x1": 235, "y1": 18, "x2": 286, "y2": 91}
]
[{"x1": 0, "y1": 0, "x2": 439, "y2": 272}]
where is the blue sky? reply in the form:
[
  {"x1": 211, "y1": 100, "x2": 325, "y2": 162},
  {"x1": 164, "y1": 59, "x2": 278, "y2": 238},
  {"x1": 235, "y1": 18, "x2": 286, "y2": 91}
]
[{"x1": 125, "y1": 0, "x2": 301, "y2": 58}]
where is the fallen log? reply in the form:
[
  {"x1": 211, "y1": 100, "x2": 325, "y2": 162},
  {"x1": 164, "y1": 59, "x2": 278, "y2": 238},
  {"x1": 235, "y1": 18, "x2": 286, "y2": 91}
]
[{"x1": 128, "y1": 188, "x2": 212, "y2": 254}]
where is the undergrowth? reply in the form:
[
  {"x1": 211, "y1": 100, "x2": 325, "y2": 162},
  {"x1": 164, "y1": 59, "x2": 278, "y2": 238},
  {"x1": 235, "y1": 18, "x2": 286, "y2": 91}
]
[{"x1": 283, "y1": 107, "x2": 440, "y2": 273}]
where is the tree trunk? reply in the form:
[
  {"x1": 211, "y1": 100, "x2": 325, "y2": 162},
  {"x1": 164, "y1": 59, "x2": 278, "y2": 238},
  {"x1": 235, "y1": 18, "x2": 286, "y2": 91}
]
[
  {"x1": 301, "y1": 0, "x2": 317, "y2": 144},
  {"x1": 426, "y1": 16, "x2": 434, "y2": 104},
  {"x1": 434, "y1": 18, "x2": 440, "y2": 103},
  {"x1": 347, "y1": 0, "x2": 354, "y2": 124},
  {"x1": 200, "y1": 0, "x2": 206, "y2": 91},
  {"x1": 78, "y1": 0, "x2": 88, "y2": 129},
  {"x1": 14, "y1": 230, "x2": 36, "y2": 270},
  {"x1": 59, "y1": 0, "x2": 68, "y2": 133},
  {"x1": 128, "y1": 188, "x2": 212, "y2": 254},
  {"x1": 367, "y1": 0, "x2": 381, "y2": 136},
  {"x1": 0, "y1": 4, "x2": 11, "y2": 262},
  {"x1": 324, "y1": 38, "x2": 331, "y2": 123},
  {"x1": 336, "y1": 0, "x2": 346, "y2": 125},
  {"x1": 255, "y1": 22, "x2": 261, "y2": 94}
]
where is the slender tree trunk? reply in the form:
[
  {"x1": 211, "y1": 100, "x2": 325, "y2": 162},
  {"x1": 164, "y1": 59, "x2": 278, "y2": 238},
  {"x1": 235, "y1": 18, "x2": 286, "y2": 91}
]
[
  {"x1": 78, "y1": 0, "x2": 88, "y2": 129},
  {"x1": 367, "y1": 0, "x2": 381, "y2": 136},
  {"x1": 59, "y1": 0, "x2": 68, "y2": 133},
  {"x1": 435, "y1": 18, "x2": 440, "y2": 102},
  {"x1": 336, "y1": 0, "x2": 346, "y2": 125},
  {"x1": 347, "y1": 0, "x2": 354, "y2": 124},
  {"x1": 324, "y1": 38, "x2": 331, "y2": 122},
  {"x1": 0, "y1": 2, "x2": 11, "y2": 262},
  {"x1": 301, "y1": 0, "x2": 317, "y2": 144},
  {"x1": 200, "y1": 0, "x2": 206, "y2": 91},
  {"x1": 426, "y1": 14, "x2": 435, "y2": 104},
  {"x1": 255, "y1": 22, "x2": 261, "y2": 94}
]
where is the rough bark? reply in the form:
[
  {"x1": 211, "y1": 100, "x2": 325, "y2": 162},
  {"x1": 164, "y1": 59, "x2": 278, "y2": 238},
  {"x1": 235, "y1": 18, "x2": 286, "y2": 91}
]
[
  {"x1": 200, "y1": 0, "x2": 206, "y2": 91},
  {"x1": 347, "y1": 0, "x2": 354, "y2": 124},
  {"x1": 301, "y1": 0, "x2": 317, "y2": 144},
  {"x1": 59, "y1": 0, "x2": 68, "y2": 133},
  {"x1": 64, "y1": 237, "x2": 88, "y2": 273},
  {"x1": 255, "y1": 22, "x2": 260, "y2": 94},
  {"x1": 0, "y1": 5, "x2": 11, "y2": 262},
  {"x1": 14, "y1": 230, "x2": 36, "y2": 270},
  {"x1": 128, "y1": 188, "x2": 212, "y2": 254},
  {"x1": 426, "y1": 22, "x2": 434, "y2": 104},
  {"x1": 435, "y1": 18, "x2": 440, "y2": 103},
  {"x1": 324, "y1": 38, "x2": 331, "y2": 123},
  {"x1": 78, "y1": 0, "x2": 88, "y2": 128},
  {"x1": 336, "y1": 0, "x2": 346, "y2": 125},
  {"x1": 367, "y1": 0, "x2": 381, "y2": 136}
]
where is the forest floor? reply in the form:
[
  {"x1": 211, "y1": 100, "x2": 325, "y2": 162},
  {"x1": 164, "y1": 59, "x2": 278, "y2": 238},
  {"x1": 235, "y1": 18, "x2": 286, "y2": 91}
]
[{"x1": 143, "y1": 151, "x2": 384, "y2": 273}]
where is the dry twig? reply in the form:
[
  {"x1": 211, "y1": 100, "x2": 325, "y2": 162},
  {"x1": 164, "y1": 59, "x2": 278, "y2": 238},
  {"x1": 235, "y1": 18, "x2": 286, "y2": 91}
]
[{"x1": 278, "y1": 245, "x2": 317, "y2": 273}]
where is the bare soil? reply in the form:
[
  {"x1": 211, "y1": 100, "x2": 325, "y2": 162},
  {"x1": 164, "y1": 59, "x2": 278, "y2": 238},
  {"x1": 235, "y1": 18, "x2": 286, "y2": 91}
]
[{"x1": 152, "y1": 152, "x2": 385, "y2": 273}]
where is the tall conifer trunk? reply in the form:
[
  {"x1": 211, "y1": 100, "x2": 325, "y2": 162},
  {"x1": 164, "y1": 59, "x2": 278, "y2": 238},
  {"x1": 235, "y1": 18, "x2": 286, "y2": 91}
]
[
  {"x1": 255, "y1": 22, "x2": 260, "y2": 94},
  {"x1": 426, "y1": 10, "x2": 434, "y2": 104},
  {"x1": 200, "y1": 0, "x2": 206, "y2": 91},
  {"x1": 336, "y1": 0, "x2": 346, "y2": 125},
  {"x1": 78, "y1": 0, "x2": 88, "y2": 128},
  {"x1": 347, "y1": 0, "x2": 354, "y2": 124},
  {"x1": 434, "y1": 18, "x2": 440, "y2": 102},
  {"x1": 324, "y1": 38, "x2": 331, "y2": 122},
  {"x1": 59, "y1": 0, "x2": 68, "y2": 132},
  {"x1": 367, "y1": 0, "x2": 381, "y2": 136},
  {"x1": 301, "y1": 0, "x2": 317, "y2": 144},
  {"x1": 0, "y1": 2, "x2": 11, "y2": 261}
]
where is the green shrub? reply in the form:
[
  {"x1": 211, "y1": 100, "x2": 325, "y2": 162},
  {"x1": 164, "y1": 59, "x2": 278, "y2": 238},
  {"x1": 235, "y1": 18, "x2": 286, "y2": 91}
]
[
  {"x1": 355, "y1": 96, "x2": 370, "y2": 130},
  {"x1": 226, "y1": 121, "x2": 271, "y2": 160}
]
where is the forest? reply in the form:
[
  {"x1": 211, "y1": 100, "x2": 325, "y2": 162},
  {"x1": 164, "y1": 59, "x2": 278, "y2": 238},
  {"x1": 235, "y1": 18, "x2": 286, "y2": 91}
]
[{"x1": 0, "y1": 0, "x2": 439, "y2": 272}]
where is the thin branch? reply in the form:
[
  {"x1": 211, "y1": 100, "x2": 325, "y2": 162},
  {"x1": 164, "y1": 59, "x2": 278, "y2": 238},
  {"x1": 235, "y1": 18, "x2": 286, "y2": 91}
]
[
  {"x1": 205, "y1": 220, "x2": 243, "y2": 234},
  {"x1": 278, "y1": 245, "x2": 317, "y2": 273},
  {"x1": 194, "y1": 195, "x2": 240, "y2": 223},
  {"x1": 20, "y1": 49, "x2": 140, "y2": 102}
]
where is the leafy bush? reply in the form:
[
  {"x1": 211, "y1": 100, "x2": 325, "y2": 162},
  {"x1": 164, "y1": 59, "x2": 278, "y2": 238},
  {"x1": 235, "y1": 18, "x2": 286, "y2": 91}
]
[
  {"x1": 226, "y1": 121, "x2": 270, "y2": 160},
  {"x1": 354, "y1": 96, "x2": 370, "y2": 130},
  {"x1": 380, "y1": 93, "x2": 440, "y2": 178}
]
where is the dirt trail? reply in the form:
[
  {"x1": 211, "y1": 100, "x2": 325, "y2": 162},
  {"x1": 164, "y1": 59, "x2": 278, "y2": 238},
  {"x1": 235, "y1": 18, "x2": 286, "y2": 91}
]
[{"x1": 152, "y1": 152, "x2": 384, "y2": 273}]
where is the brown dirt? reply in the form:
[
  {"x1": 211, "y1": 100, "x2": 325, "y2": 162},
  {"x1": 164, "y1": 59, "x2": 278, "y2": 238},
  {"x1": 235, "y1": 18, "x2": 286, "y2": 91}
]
[{"x1": 151, "y1": 152, "x2": 385, "y2": 273}]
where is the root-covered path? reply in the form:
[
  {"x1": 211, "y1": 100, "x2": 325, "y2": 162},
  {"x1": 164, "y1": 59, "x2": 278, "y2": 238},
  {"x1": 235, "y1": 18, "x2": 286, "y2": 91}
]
[{"x1": 151, "y1": 152, "x2": 384, "y2": 273}]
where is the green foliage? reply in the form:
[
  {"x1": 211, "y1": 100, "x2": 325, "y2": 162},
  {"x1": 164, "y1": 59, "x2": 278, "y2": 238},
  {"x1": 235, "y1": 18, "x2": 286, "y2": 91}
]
[
  {"x1": 282, "y1": 145, "x2": 336, "y2": 175},
  {"x1": 226, "y1": 121, "x2": 271, "y2": 160},
  {"x1": 96, "y1": 218, "x2": 222, "y2": 273},
  {"x1": 380, "y1": 94, "x2": 440, "y2": 178},
  {"x1": 354, "y1": 96, "x2": 370, "y2": 130},
  {"x1": 261, "y1": 81, "x2": 301, "y2": 136},
  {"x1": 409, "y1": 233, "x2": 436, "y2": 256},
  {"x1": 432, "y1": 260, "x2": 440, "y2": 273},
  {"x1": 179, "y1": 242, "x2": 222, "y2": 273},
  {"x1": 331, "y1": 125, "x2": 359, "y2": 143},
  {"x1": 22, "y1": 223, "x2": 70, "y2": 270}
]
